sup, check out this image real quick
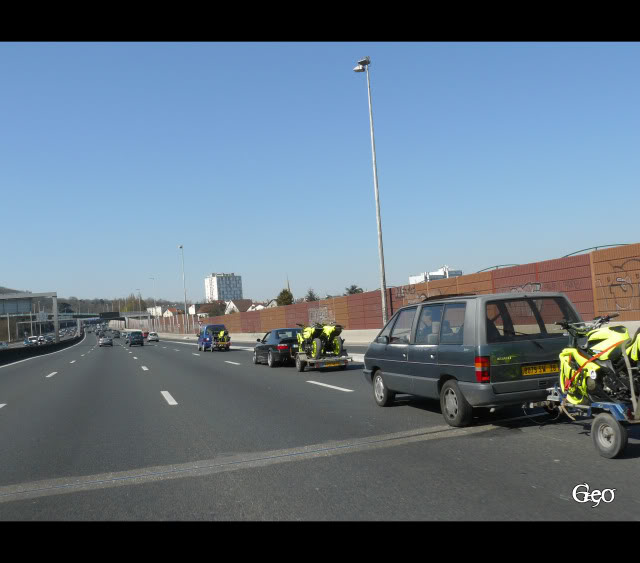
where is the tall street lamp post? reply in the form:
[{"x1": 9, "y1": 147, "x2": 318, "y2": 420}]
[
  {"x1": 353, "y1": 56, "x2": 388, "y2": 325},
  {"x1": 178, "y1": 245, "x2": 188, "y2": 334},
  {"x1": 136, "y1": 289, "x2": 141, "y2": 329}
]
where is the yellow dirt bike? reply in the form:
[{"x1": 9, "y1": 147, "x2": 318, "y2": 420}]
[
  {"x1": 296, "y1": 322, "x2": 344, "y2": 359},
  {"x1": 556, "y1": 313, "x2": 640, "y2": 405}
]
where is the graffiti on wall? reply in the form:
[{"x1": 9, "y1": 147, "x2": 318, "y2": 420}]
[
  {"x1": 394, "y1": 286, "x2": 426, "y2": 305},
  {"x1": 596, "y1": 259, "x2": 640, "y2": 312},
  {"x1": 509, "y1": 282, "x2": 541, "y2": 293},
  {"x1": 308, "y1": 306, "x2": 334, "y2": 324}
]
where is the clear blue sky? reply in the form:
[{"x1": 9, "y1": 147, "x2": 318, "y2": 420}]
[{"x1": 3, "y1": 42, "x2": 640, "y2": 303}]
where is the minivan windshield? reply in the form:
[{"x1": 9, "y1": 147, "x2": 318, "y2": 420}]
[{"x1": 486, "y1": 297, "x2": 579, "y2": 343}]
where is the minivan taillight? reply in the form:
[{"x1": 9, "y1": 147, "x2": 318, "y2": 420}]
[{"x1": 475, "y1": 356, "x2": 490, "y2": 383}]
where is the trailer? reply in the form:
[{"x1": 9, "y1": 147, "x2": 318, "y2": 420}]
[{"x1": 295, "y1": 351, "x2": 353, "y2": 372}]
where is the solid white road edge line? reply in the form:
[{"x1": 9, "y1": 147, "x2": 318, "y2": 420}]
[
  {"x1": 225, "y1": 361, "x2": 241, "y2": 365},
  {"x1": 0, "y1": 333, "x2": 88, "y2": 370},
  {"x1": 161, "y1": 391, "x2": 177, "y2": 406},
  {"x1": 306, "y1": 381, "x2": 354, "y2": 392},
  {"x1": 46, "y1": 372, "x2": 57, "y2": 378}
]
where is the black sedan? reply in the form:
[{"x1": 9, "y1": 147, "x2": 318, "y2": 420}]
[{"x1": 253, "y1": 328, "x2": 301, "y2": 368}]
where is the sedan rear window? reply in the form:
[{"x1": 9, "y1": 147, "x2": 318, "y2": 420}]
[{"x1": 486, "y1": 297, "x2": 578, "y2": 343}]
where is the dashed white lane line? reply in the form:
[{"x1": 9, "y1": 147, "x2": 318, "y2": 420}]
[
  {"x1": 0, "y1": 404, "x2": 6, "y2": 409},
  {"x1": 163, "y1": 347, "x2": 167, "y2": 349},
  {"x1": 161, "y1": 391, "x2": 177, "y2": 406},
  {"x1": 306, "y1": 381, "x2": 354, "y2": 393},
  {"x1": 141, "y1": 366, "x2": 149, "y2": 371},
  {"x1": 81, "y1": 354, "x2": 85, "y2": 357},
  {"x1": 70, "y1": 360, "x2": 76, "y2": 364},
  {"x1": 192, "y1": 353, "x2": 200, "y2": 356},
  {"x1": 225, "y1": 361, "x2": 241, "y2": 365},
  {"x1": 46, "y1": 372, "x2": 57, "y2": 378},
  {"x1": 133, "y1": 357, "x2": 138, "y2": 360},
  {"x1": 174, "y1": 349, "x2": 180, "y2": 352}
]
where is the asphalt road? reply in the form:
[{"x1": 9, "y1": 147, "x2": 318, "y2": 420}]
[{"x1": 0, "y1": 332, "x2": 639, "y2": 520}]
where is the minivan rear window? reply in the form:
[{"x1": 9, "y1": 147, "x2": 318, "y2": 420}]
[{"x1": 485, "y1": 297, "x2": 578, "y2": 343}]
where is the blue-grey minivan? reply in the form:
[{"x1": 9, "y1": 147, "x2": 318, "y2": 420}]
[{"x1": 363, "y1": 292, "x2": 581, "y2": 427}]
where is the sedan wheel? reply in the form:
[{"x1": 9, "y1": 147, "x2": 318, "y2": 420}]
[
  {"x1": 253, "y1": 351, "x2": 258, "y2": 364},
  {"x1": 268, "y1": 351, "x2": 277, "y2": 368}
]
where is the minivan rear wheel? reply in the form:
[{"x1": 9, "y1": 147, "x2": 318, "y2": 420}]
[
  {"x1": 373, "y1": 371, "x2": 395, "y2": 407},
  {"x1": 440, "y1": 380, "x2": 473, "y2": 427}
]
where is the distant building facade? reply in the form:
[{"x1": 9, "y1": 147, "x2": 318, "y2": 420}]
[
  {"x1": 409, "y1": 265, "x2": 463, "y2": 285},
  {"x1": 205, "y1": 273, "x2": 243, "y2": 302}
]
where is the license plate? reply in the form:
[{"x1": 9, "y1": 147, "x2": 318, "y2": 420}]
[
  {"x1": 522, "y1": 363, "x2": 559, "y2": 376},
  {"x1": 324, "y1": 362, "x2": 340, "y2": 367}
]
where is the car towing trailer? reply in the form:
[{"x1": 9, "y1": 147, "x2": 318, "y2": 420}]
[
  {"x1": 526, "y1": 353, "x2": 640, "y2": 459},
  {"x1": 295, "y1": 352, "x2": 353, "y2": 372}
]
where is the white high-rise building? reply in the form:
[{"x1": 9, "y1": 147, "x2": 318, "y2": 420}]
[{"x1": 205, "y1": 273, "x2": 243, "y2": 302}]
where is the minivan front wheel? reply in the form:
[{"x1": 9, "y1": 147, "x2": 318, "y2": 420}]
[
  {"x1": 440, "y1": 380, "x2": 473, "y2": 427},
  {"x1": 373, "y1": 371, "x2": 395, "y2": 407}
]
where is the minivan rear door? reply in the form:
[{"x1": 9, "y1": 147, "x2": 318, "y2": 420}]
[{"x1": 483, "y1": 297, "x2": 576, "y2": 394}]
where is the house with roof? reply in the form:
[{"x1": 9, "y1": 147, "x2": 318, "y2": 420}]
[
  {"x1": 163, "y1": 307, "x2": 183, "y2": 318},
  {"x1": 224, "y1": 299, "x2": 254, "y2": 315}
]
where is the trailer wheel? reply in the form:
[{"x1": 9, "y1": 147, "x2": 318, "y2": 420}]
[
  {"x1": 592, "y1": 413, "x2": 628, "y2": 459},
  {"x1": 296, "y1": 355, "x2": 306, "y2": 372},
  {"x1": 311, "y1": 338, "x2": 322, "y2": 359}
]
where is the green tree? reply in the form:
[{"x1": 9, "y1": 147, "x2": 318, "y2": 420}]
[
  {"x1": 345, "y1": 285, "x2": 364, "y2": 295},
  {"x1": 305, "y1": 288, "x2": 319, "y2": 302},
  {"x1": 276, "y1": 288, "x2": 294, "y2": 306}
]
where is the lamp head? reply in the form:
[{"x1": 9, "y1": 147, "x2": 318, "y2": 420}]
[{"x1": 357, "y1": 56, "x2": 371, "y2": 66}]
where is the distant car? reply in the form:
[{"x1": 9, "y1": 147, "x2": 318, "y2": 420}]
[
  {"x1": 253, "y1": 328, "x2": 301, "y2": 367},
  {"x1": 128, "y1": 331, "x2": 144, "y2": 347},
  {"x1": 99, "y1": 335, "x2": 113, "y2": 347},
  {"x1": 44, "y1": 335, "x2": 54, "y2": 344},
  {"x1": 25, "y1": 336, "x2": 39, "y2": 347},
  {"x1": 37, "y1": 336, "x2": 45, "y2": 345},
  {"x1": 147, "y1": 332, "x2": 159, "y2": 342},
  {"x1": 113, "y1": 331, "x2": 120, "y2": 339},
  {"x1": 0, "y1": 342, "x2": 8, "y2": 351}
]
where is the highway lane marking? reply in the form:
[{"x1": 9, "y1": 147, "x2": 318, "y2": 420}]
[
  {"x1": 141, "y1": 366, "x2": 149, "y2": 371},
  {"x1": 225, "y1": 361, "x2": 241, "y2": 365},
  {"x1": 306, "y1": 381, "x2": 353, "y2": 393},
  {"x1": 163, "y1": 347, "x2": 167, "y2": 349},
  {"x1": 161, "y1": 391, "x2": 178, "y2": 406},
  {"x1": 0, "y1": 423, "x2": 502, "y2": 503},
  {"x1": 133, "y1": 357, "x2": 138, "y2": 360},
  {"x1": 46, "y1": 372, "x2": 57, "y2": 378},
  {"x1": 0, "y1": 333, "x2": 88, "y2": 370},
  {"x1": 81, "y1": 354, "x2": 85, "y2": 357},
  {"x1": 70, "y1": 361, "x2": 76, "y2": 364},
  {"x1": 0, "y1": 404, "x2": 6, "y2": 409},
  {"x1": 174, "y1": 349, "x2": 180, "y2": 352},
  {"x1": 192, "y1": 353, "x2": 200, "y2": 356}
]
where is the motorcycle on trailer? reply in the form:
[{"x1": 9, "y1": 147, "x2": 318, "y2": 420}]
[
  {"x1": 296, "y1": 322, "x2": 344, "y2": 359},
  {"x1": 528, "y1": 313, "x2": 640, "y2": 458}
]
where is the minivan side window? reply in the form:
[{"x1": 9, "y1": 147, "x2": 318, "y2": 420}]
[
  {"x1": 414, "y1": 305, "x2": 443, "y2": 345},
  {"x1": 377, "y1": 315, "x2": 396, "y2": 340},
  {"x1": 389, "y1": 308, "x2": 416, "y2": 344},
  {"x1": 440, "y1": 303, "x2": 466, "y2": 345}
]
